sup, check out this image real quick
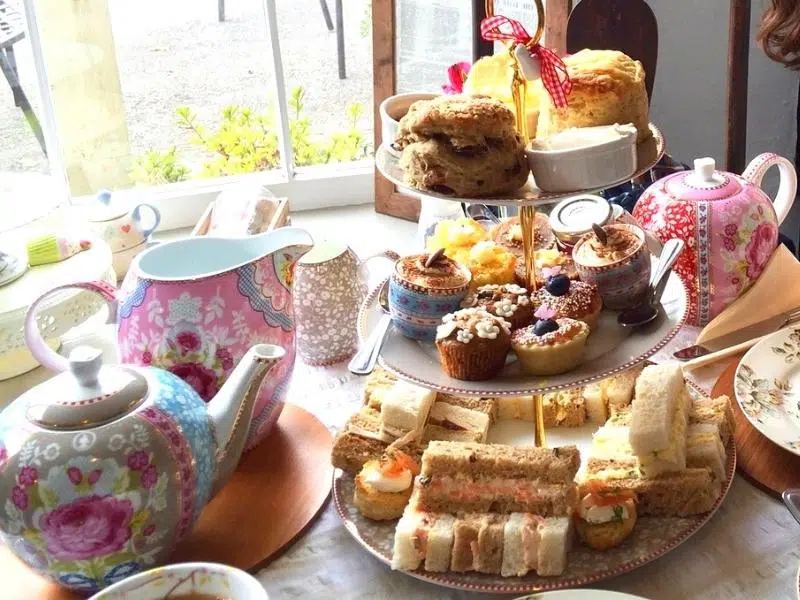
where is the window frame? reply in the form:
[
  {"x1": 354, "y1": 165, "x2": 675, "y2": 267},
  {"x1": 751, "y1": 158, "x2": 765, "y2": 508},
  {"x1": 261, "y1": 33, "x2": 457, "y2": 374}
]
[{"x1": 18, "y1": 0, "x2": 374, "y2": 231}]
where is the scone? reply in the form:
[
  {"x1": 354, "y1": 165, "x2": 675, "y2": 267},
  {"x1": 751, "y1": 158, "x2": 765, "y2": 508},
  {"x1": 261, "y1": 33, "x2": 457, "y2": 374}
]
[
  {"x1": 537, "y1": 49, "x2": 650, "y2": 142},
  {"x1": 395, "y1": 95, "x2": 530, "y2": 197},
  {"x1": 399, "y1": 137, "x2": 528, "y2": 197}
]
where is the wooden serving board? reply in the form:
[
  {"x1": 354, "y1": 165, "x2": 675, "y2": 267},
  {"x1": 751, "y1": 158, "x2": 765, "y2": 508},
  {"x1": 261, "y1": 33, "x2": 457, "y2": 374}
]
[
  {"x1": 0, "y1": 403, "x2": 333, "y2": 599},
  {"x1": 712, "y1": 357, "x2": 800, "y2": 496}
]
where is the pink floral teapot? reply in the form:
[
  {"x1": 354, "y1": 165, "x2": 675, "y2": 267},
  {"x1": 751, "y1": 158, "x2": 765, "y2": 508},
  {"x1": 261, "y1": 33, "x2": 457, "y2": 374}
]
[
  {"x1": 0, "y1": 281, "x2": 287, "y2": 593},
  {"x1": 633, "y1": 154, "x2": 797, "y2": 326}
]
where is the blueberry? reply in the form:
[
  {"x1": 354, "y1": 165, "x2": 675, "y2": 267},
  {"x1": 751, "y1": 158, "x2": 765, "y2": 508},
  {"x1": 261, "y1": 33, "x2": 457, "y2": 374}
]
[
  {"x1": 545, "y1": 274, "x2": 571, "y2": 296},
  {"x1": 534, "y1": 319, "x2": 559, "y2": 336}
]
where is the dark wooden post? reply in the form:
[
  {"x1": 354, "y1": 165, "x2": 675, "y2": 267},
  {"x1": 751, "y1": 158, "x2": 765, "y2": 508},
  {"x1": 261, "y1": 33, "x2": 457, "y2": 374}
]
[{"x1": 725, "y1": 0, "x2": 750, "y2": 174}]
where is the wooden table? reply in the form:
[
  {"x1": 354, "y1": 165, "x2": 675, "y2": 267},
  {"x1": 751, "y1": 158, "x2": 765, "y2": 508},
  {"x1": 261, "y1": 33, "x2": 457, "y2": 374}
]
[{"x1": 2, "y1": 207, "x2": 798, "y2": 600}]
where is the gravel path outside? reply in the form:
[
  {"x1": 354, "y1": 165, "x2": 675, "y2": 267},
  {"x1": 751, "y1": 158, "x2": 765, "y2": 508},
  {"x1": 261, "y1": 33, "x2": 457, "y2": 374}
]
[{"x1": 0, "y1": 0, "x2": 375, "y2": 178}]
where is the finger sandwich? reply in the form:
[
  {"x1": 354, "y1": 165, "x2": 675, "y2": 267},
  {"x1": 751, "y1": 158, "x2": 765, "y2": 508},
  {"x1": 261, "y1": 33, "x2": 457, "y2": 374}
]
[{"x1": 380, "y1": 380, "x2": 436, "y2": 440}]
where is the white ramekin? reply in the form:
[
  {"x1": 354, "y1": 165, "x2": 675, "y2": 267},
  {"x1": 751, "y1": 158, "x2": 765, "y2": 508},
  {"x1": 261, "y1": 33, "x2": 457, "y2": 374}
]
[
  {"x1": 527, "y1": 124, "x2": 638, "y2": 192},
  {"x1": 88, "y1": 562, "x2": 268, "y2": 599},
  {"x1": 379, "y1": 92, "x2": 438, "y2": 156}
]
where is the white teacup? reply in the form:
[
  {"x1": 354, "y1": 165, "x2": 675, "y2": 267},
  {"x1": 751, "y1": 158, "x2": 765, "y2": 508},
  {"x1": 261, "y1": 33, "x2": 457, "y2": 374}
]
[
  {"x1": 88, "y1": 562, "x2": 268, "y2": 599},
  {"x1": 379, "y1": 92, "x2": 437, "y2": 156}
]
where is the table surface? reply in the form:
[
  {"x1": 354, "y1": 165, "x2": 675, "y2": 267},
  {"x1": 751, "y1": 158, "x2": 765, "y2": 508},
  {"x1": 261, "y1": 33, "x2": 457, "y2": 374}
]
[{"x1": 1, "y1": 205, "x2": 798, "y2": 600}]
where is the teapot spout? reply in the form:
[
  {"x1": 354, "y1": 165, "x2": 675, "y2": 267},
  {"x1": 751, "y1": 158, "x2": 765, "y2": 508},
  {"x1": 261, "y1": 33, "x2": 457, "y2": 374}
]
[{"x1": 207, "y1": 344, "x2": 285, "y2": 494}]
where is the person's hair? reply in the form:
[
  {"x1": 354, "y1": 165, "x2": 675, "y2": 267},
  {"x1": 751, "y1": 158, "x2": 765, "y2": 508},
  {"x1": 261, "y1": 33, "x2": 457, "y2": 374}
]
[{"x1": 758, "y1": 0, "x2": 800, "y2": 69}]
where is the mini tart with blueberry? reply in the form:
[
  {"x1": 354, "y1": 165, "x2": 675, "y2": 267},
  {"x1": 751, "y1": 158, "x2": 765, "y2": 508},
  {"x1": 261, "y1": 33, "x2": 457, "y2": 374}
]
[
  {"x1": 511, "y1": 315, "x2": 589, "y2": 376},
  {"x1": 533, "y1": 273, "x2": 602, "y2": 331},
  {"x1": 461, "y1": 283, "x2": 534, "y2": 330},
  {"x1": 435, "y1": 308, "x2": 511, "y2": 381}
]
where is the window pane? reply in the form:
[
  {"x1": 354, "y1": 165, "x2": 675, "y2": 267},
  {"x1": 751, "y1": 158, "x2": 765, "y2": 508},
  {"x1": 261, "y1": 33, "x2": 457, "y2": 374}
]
[
  {"x1": 275, "y1": 0, "x2": 375, "y2": 167},
  {"x1": 395, "y1": 0, "x2": 473, "y2": 93},
  {"x1": 30, "y1": 0, "x2": 283, "y2": 196}
]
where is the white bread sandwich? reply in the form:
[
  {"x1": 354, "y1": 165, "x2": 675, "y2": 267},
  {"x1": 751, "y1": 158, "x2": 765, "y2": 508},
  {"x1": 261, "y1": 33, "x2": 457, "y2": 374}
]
[
  {"x1": 422, "y1": 424, "x2": 484, "y2": 443},
  {"x1": 363, "y1": 365, "x2": 397, "y2": 409},
  {"x1": 582, "y1": 381, "x2": 607, "y2": 423},
  {"x1": 427, "y1": 400, "x2": 491, "y2": 442},
  {"x1": 687, "y1": 423, "x2": 727, "y2": 480},
  {"x1": 496, "y1": 395, "x2": 535, "y2": 420},
  {"x1": 606, "y1": 366, "x2": 641, "y2": 409},
  {"x1": 416, "y1": 441, "x2": 580, "y2": 514},
  {"x1": 629, "y1": 364, "x2": 690, "y2": 476},
  {"x1": 690, "y1": 395, "x2": 734, "y2": 447},
  {"x1": 380, "y1": 380, "x2": 436, "y2": 440},
  {"x1": 542, "y1": 389, "x2": 586, "y2": 427},
  {"x1": 436, "y1": 393, "x2": 498, "y2": 422},
  {"x1": 392, "y1": 508, "x2": 456, "y2": 571}
]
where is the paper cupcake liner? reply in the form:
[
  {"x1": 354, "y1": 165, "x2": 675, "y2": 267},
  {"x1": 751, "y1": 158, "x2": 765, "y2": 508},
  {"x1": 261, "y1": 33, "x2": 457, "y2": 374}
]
[{"x1": 436, "y1": 340, "x2": 509, "y2": 381}]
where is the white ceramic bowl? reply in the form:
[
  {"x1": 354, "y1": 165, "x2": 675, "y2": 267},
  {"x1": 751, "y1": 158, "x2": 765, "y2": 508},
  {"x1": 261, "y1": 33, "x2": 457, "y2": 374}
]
[
  {"x1": 527, "y1": 124, "x2": 637, "y2": 192},
  {"x1": 379, "y1": 92, "x2": 438, "y2": 156},
  {"x1": 88, "y1": 562, "x2": 268, "y2": 600}
]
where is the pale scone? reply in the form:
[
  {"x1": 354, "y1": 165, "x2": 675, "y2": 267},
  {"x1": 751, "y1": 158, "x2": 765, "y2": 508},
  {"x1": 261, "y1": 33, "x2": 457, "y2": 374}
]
[{"x1": 537, "y1": 49, "x2": 650, "y2": 142}]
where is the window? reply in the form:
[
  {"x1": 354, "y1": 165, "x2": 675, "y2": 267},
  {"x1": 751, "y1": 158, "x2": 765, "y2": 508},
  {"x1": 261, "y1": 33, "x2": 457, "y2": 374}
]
[{"x1": 2, "y1": 0, "x2": 375, "y2": 230}]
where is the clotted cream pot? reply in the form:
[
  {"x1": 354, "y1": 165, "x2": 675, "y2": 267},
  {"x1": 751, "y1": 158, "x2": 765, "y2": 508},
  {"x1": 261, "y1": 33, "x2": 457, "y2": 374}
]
[
  {"x1": 0, "y1": 279, "x2": 287, "y2": 593},
  {"x1": 633, "y1": 154, "x2": 796, "y2": 326}
]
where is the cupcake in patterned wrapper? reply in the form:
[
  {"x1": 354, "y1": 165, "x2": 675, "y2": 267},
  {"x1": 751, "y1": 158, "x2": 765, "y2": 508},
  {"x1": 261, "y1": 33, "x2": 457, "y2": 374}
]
[
  {"x1": 511, "y1": 307, "x2": 589, "y2": 376},
  {"x1": 461, "y1": 283, "x2": 534, "y2": 330},
  {"x1": 435, "y1": 308, "x2": 511, "y2": 381}
]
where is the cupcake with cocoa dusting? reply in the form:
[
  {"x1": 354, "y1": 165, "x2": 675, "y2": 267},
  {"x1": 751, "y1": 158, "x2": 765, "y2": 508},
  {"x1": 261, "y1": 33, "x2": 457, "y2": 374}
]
[
  {"x1": 389, "y1": 249, "x2": 472, "y2": 341},
  {"x1": 461, "y1": 283, "x2": 534, "y2": 330},
  {"x1": 533, "y1": 267, "x2": 602, "y2": 331},
  {"x1": 511, "y1": 306, "x2": 589, "y2": 376},
  {"x1": 436, "y1": 308, "x2": 511, "y2": 381}
]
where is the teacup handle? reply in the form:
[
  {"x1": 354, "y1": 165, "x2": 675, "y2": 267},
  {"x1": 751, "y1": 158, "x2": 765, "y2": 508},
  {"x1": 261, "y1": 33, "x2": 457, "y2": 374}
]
[
  {"x1": 132, "y1": 203, "x2": 162, "y2": 239},
  {"x1": 359, "y1": 250, "x2": 400, "y2": 282},
  {"x1": 25, "y1": 281, "x2": 118, "y2": 373},
  {"x1": 742, "y1": 153, "x2": 797, "y2": 225}
]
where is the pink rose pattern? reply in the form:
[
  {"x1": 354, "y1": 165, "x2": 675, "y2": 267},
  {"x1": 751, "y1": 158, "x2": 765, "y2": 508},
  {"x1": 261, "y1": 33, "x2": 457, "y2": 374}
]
[
  {"x1": 169, "y1": 362, "x2": 219, "y2": 402},
  {"x1": 745, "y1": 221, "x2": 778, "y2": 279},
  {"x1": 12, "y1": 486, "x2": 27, "y2": 510},
  {"x1": 127, "y1": 451, "x2": 149, "y2": 471},
  {"x1": 176, "y1": 331, "x2": 201, "y2": 353},
  {"x1": 141, "y1": 465, "x2": 158, "y2": 490},
  {"x1": 40, "y1": 495, "x2": 134, "y2": 561},
  {"x1": 18, "y1": 466, "x2": 38, "y2": 487}
]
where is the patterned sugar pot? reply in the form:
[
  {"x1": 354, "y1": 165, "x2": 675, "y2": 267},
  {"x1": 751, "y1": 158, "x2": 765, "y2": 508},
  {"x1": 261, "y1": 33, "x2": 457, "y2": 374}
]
[
  {"x1": 116, "y1": 227, "x2": 313, "y2": 448},
  {"x1": 633, "y1": 154, "x2": 797, "y2": 326},
  {"x1": 0, "y1": 279, "x2": 287, "y2": 593}
]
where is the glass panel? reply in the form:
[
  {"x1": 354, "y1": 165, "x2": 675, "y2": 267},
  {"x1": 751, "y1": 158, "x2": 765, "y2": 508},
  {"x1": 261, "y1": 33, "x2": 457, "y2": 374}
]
[
  {"x1": 29, "y1": 0, "x2": 282, "y2": 196},
  {"x1": 275, "y1": 0, "x2": 375, "y2": 167},
  {"x1": 395, "y1": 0, "x2": 473, "y2": 93}
]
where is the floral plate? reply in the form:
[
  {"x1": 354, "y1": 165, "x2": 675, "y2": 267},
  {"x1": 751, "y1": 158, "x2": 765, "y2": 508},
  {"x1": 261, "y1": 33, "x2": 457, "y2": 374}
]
[
  {"x1": 375, "y1": 124, "x2": 664, "y2": 207},
  {"x1": 333, "y1": 386, "x2": 735, "y2": 595},
  {"x1": 735, "y1": 327, "x2": 800, "y2": 456}
]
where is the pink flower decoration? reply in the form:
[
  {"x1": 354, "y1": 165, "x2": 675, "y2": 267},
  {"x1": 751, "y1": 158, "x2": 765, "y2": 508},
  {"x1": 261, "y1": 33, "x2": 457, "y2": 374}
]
[
  {"x1": 126, "y1": 451, "x2": 149, "y2": 472},
  {"x1": 442, "y1": 61, "x2": 471, "y2": 95},
  {"x1": 745, "y1": 221, "x2": 778, "y2": 280},
  {"x1": 40, "y1": 495, "x2": 134, "y2": 560},
  {"x1": 534, "y1": 306, "x2": 557, "y2": 320},
  {"x1": 176, "y1": 331, "x2": 202, "y2": 354},
  {"x1": 18, "y1": 466, "x2": 38, "y2": 487},
  {"x1": 723, "y1": 237, "x2": 736, "y2": 252},
  {"x1": 169, "y1": 362, "x2": 219, "y2": 402},
  {"x1": 88, "y1": 469, "x2": 103, "y2": 485},
  {"x1": 11, "y1": 486, "x2": 27, "y2": 510},
  {"x1": 141, "y1": 465, "x2": 158, "y2": 490},
  {"x1": 542, "y1": 266, "x2": 562, "y2": 279},
  {"x1": 67, "y1": 467, "x2": 82, "y2": 485}
]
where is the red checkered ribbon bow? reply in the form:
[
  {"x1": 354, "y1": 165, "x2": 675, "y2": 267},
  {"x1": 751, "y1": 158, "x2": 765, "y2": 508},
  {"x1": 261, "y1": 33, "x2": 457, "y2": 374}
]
[{"x1": 480, "y1": 15, "x2": 572, "y2": 108}]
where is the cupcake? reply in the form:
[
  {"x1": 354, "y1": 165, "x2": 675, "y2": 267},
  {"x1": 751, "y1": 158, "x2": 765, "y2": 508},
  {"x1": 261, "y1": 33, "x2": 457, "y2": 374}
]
[
  {"x1": 511, "y1": 307, "x2": 589, "y2": 376},
  {"x1": 436, "y1": 308, "x2": 511, "y2": 381},
  {"x1": 426, "y1": 217, "x2": 489, "y2": 264},
  {"x1": 514, "y1": 248, "x2": 580, "y2": 288},
  {"x1": 533, "y1": 268, "x2": 602, "y2": 331},
  {"x1": 466, "y1": 241, "x2": 517, "y2": 289},
  {"x1": 462, "y1": 283, "x2": 534, "y2": 330},
  {"x1": 389, "y1": 250, "x2": 472, "y2": 341},
  {"x1": 491, "y1": 214, "x2": 556, "y2": 258}
]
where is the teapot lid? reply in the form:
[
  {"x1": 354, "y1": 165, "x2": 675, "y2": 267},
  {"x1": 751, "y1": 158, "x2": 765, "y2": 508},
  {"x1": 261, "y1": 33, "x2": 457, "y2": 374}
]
[
  {"x1": 87, "y1": 189, "x2": 128, "y2": 222},
  {"x1": 24, "y1": 346, "x2": 149, "y2": 429},
  {"x1": 663, "y1": 157, "x2": 743, "y2": 201}
]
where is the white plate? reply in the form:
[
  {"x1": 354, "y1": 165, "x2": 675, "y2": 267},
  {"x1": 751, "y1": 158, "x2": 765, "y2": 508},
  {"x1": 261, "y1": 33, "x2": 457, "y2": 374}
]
[
  {"x1": 514, "y1": 592, "x2": 650, "y2": 600},
  {"x1": 357, "y1": 271, "x2": 686, "y2": 396},
  {"x1": 375, "y1": 124, "x2": 664, "y2": 207},
  {"x1": 333, "y1": 384, "x2": 735, "y2": 595},
  {"x1": 734, "y1": 326, "x2": 800, "y2": 456}
]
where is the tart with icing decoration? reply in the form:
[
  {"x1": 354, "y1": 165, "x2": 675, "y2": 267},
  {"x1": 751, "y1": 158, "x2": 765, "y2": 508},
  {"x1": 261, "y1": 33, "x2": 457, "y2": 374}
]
[
  {"x1": 533, "y1": 267, "x2": 602, "y2": 331},
  {"x1": 511, "y1": 306, "x2": 589, "y2": 376},
  {"x1": 435, "y1": 308, "x2": 511, "y2": 381}
]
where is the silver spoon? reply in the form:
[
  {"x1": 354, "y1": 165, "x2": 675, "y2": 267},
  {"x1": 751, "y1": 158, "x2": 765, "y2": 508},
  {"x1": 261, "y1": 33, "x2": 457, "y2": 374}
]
[
  {"x1": 348, "y1": 280, "x2": 392, "y2": 375},
  {"x1": 618, "y1": 238, "x2": 684, "y2": 327}
]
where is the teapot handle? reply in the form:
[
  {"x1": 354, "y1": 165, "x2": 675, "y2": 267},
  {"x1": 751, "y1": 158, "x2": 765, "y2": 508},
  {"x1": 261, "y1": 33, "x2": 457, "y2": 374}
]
[
  {"x1": 25, "y1": 281, "x2": 118, "y2": 373},
  {"x1": 132, "y1": 203, "x2": 162, "y2": 239},
  {"x1": 742, "y1": 153, "x2": 797, "y2": 225},
  {"x1": 358, "y1": 250, "x2": 400, "y2": 283}
]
